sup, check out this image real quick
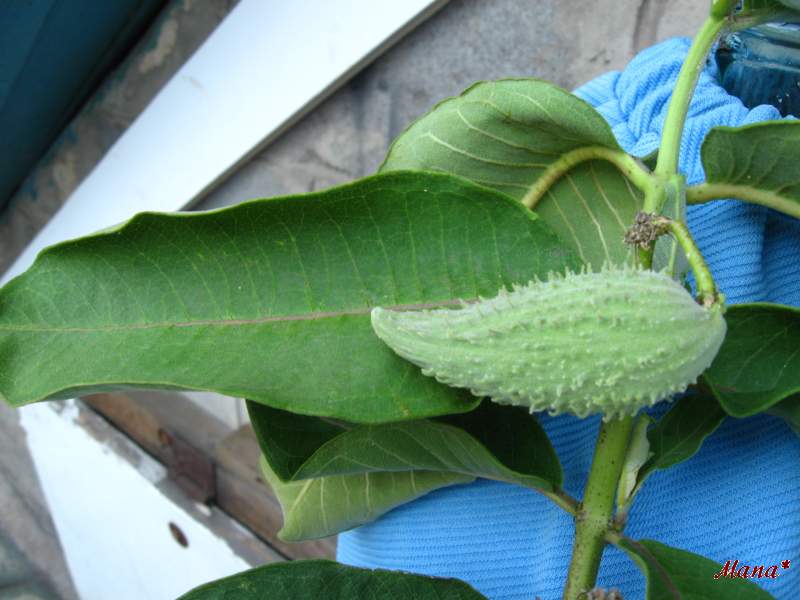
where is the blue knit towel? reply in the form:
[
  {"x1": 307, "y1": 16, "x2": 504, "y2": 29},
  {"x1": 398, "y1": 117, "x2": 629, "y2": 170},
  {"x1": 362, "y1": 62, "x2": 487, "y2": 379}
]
[{"x1": 338, "y1": 38, "x2": 800, "y2": 600}]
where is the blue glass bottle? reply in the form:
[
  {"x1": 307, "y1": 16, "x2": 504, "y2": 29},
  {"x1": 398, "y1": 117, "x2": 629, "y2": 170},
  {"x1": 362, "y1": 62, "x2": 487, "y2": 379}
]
[{"x1": 716, "y1": 22, "x2": 800, "y2": 117}]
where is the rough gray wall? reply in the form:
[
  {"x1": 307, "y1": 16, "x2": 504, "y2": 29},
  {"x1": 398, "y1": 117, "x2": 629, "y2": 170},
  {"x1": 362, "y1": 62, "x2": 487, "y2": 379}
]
[{"x1": 197, "y1": 0, "x2": 706, "y2": 211}]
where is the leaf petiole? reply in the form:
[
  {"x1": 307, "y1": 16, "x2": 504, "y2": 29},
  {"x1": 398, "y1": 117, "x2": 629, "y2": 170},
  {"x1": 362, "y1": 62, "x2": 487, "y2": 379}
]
[
  {"x1": 687, "y1": 182, "x2": 800, "y2": 219},
  {"x1": 544, "y1": 489, "x2": 580, "y2": 517},
  {"x1": 652, "y1": 216, "x2": 719, "y2": 306},
  {"x1": 521, "y1": 146, "x2": 655, "y2": 209}
]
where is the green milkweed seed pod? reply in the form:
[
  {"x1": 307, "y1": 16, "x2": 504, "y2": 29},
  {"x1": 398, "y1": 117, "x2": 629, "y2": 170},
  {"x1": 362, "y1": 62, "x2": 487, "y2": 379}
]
[{"x1": 371, "y1": 266, "x2": 726, "y2": 420}]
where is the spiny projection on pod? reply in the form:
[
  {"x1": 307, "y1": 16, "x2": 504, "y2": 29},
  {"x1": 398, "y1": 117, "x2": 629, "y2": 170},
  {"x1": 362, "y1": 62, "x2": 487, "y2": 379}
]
[{"x1": 371, "y1": 266, "x2": 727, "y2": 420}]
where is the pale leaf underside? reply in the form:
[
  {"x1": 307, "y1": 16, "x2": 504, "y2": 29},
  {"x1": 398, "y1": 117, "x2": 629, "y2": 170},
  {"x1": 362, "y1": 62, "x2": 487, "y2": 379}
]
[
  {"x1": 692, "y1": 122, "x2": 800, "y2": 219},
  {"x1": 249, "y1": 401, "x2": 562, "y2": 540},
  {"x1": 379, "y1": 78, "x2": 655, "y2": 270}
]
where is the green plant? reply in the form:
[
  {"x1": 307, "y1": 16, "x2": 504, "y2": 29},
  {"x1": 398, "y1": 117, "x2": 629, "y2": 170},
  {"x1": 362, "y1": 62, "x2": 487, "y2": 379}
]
[{"x1": 1, "y1": 1, "x2": 799, "y2": 598}]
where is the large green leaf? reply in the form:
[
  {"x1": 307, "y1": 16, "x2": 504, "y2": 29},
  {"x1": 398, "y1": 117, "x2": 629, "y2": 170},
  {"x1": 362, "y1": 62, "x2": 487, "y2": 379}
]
[
  {"x1": 0, "y1": 171, "x2": 578, "y2": 423},
  {"x1": 381, "y1": 79, "x2": 621, "y2": 194},
  {"x1": 249, "y1": 400, "x2": 562, "y2": 489},
  {"x1": 260, "y1": 455, "x2": 471, "y2": 541},
  {"x1": 619, "y1": 538, "x2": 775, "y2": 599},
  {"x1": 179, "y1": 560, "x2": 487, "y2": 600},
  {"x1": 691, "y1": 122, "x2": 800, "y2": 219},
  {"x1": 768, "y1": 394, "x2": 800, "y2": 436},
  {"x1": 704, "y1": 303, "x2": 800, "y2": 417},
  {"x1": 379, "y1": 78, "x2": 651, "y2": 270},
  {"x1": 249, "y1": 400, "x2": 563, "y2": 539},
  {"x1": 637, "y1": 392, "x2": 726, "y2": 484}
]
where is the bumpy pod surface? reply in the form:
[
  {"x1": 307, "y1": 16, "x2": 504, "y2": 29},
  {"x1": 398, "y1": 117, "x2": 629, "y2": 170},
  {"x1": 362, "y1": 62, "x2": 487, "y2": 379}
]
[{"x1": 371, "y1": 267, "x2": 726, "y2": 419}]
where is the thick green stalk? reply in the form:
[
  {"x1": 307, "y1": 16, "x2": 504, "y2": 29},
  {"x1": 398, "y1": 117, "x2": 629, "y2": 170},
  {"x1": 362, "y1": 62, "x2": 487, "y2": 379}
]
[
  {"x1": 655, "y1": 15, "x2": 728, "y2": 178},
  {"x1": 562, "y1": 417, "x2": 634, "y2": 600},
  {"x1": 559, "y1": 8, "x2": 733, "y2": 599},
  {"x1": 711, "y1": 0, "x2": 738, "y2": 19},
  {"x1": 638, "y1": 174, "x2": 684, "y2": 266}
]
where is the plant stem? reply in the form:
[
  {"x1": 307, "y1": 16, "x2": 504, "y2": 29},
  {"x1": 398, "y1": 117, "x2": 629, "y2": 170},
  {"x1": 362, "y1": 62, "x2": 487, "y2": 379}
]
[
  {"x1": 637, "y1": 173, "x2": 683, "y2": 266},
  {"x1": 562, "y1": 416, "x2": 634, "y2": 600},
  {"x1": 560, "y1": 9, "x2": 732, "y2": 599},
  {"x1": 654, "y1": 217, "x2": 718, "y2": 305},
  {"x1": 687, "y1": 182, "x2": 800, "y2": 219},
  {"x1": 605, "y1": 531, "x2": 680, "y2": 595},
  {"x1": 544, "y1": 489, "x2": 580, "y2": 516},
  {"x1": 710, "y1": 0, "x2": 738, "y2": 19},
  {"x1": 522, "y1": 147, "x2": 654, "y2": 209},
  {"x1": 655, "y1": 15, "x2": 727, "y2": 178}
]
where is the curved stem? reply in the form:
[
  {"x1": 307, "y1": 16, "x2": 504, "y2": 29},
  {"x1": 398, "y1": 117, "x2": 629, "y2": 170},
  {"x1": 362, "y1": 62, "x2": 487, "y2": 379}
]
[
  {"x1": 605, "y1": 531, "x2": 681, "y2": 598},
  {"x1": 544, "y1": 489, "x2": 580, "y2": 516},
  {"x1": 562, "y1": 416, "x2": 634, "y2": 600},
  {"x1": 710, "y1": 0, "x2": 738, "y2": 19},
  {"x1": 655, "y1": 15, "x2": 727, "y2": 178},
  {"x1": 522, "y1": 147, "x2": 654, "y2": 209},
  {"x1": 654, "y1": 217, "x2": 718, "y2": 305},
  {"x1": 687, "y1": 182, "x2": 800, "y2": 219}
]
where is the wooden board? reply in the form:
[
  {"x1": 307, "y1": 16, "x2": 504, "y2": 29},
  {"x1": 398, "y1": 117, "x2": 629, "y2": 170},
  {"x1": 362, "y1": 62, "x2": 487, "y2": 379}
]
[{"x1": 85, "y1": 392, "x2": 336, "y2": 560}]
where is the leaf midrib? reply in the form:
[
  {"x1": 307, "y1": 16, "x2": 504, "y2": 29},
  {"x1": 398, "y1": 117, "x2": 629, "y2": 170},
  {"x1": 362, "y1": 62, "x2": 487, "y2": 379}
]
[
  {"x1": 293, "y1": 419, "x2": 560, "y2": 492},
  {"x1": 0, "y1": 299, "x2": 465, "y2": 333}
]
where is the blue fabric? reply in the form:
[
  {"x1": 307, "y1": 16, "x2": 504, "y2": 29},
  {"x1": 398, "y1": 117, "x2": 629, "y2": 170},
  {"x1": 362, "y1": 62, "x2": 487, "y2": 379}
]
[{"x1": 338, "y1": 38, "x2": 800, "y2": 599}]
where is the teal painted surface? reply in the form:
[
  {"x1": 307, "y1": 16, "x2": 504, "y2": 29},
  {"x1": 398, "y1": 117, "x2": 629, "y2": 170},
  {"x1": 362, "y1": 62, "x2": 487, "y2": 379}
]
[{"x1": 0, "y1": 0, "x2": 167, "y2": 208}]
